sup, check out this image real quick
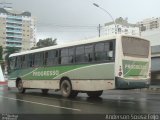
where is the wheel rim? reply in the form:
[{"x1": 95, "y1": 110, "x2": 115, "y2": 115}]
[
  {"x1": 18, "y1": 82, "x2": 23, "y2": 91},
  {"x1": 61, "y1": 81, "x2": 71, "y2": 97},
  {"x1": 62, "y1": 83, "x2": 70, "y2": 95}
]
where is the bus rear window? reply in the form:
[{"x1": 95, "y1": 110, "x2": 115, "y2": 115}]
[{"x1": 122, "y1": 36, "x2": 149, "y2": 58}]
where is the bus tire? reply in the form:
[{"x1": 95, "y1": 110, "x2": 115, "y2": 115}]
[
  {"x1": 41, "y1": 89, "x2": 49, "y2": 94},
  {"x1": 87, "y1": 90, "x2": 103, "y2": 98},
  {"x1": 60, "y1": 80, "x2": 78, "y2": 98},
  {"x1": 17, "y1": 80, "x2": 26, "y2": 94}
]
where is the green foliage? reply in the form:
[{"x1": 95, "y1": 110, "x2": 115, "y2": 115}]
[
  {"x1": 4, "y1": 47, "x2": 21, "y2": 72},
  {"x1": 31, "y1": 38, "x2": 57, "y2": 49},
  {"x1": 4, "y1": 47, "x2": 20, "y2": 59}
]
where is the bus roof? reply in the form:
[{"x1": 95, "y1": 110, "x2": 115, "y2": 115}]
[{"x1": 9, "y1": 35, "x2": 147, "y2": 57}]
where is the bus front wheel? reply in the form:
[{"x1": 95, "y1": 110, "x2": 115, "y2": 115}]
[
  {"x1": 60, "y1": 80, "x2": 78, "y2": 98},
  {"x1": 17, "y1": 80, "x2": 26, "y2": 94},
  {"x1": 87, "y1": 90, "x2": 103, "y2": 98}
]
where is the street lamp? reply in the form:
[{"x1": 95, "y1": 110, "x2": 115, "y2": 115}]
[{"x1": 93, "y1": 3, "x2": 117, "y2": 34}]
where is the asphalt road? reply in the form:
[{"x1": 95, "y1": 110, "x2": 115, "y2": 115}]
[{"x1": 0, "y1": 85, "x2": 160, "y2": 120}]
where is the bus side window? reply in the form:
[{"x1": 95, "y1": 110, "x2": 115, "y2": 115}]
[
  {"x1": 68, "y1": 47, "x2": 75, "y2": 64},
  {"x1": 105, "y1": 41, "x2": 114, "y2": 60},
  {"x1": 15, "y1": 57, "x2": 17, "y2": 69},
  {"x1": 61, "y1": 48, "x2": 69, "y2": 65},
  {"x1": 28, "y1": 54, "x2": 35, "y2": 67},
  {"x1": 43, "y1": 51, "x2": 48, "y2": 66},
  {"x1": 109, "y1": 41, "x2": 113, "y2": 51},
  {"x1": 26, "y1": 55, "x2": 29, "y2": 67},
  {"x1": 95, "y1": 42, "x2": 105, "y2": 61},
  {"x1": 85, "y1": 45, "x2": 93, "y2": 62},
  {"x1": 21, "y1": 55, "x2": 26, "y2": 68},
  {"x1": 17, "y1": 56, "x2": 21, "y2": 69},
  {"x1": 47, "y1": 51, "x2": 53, "y2": 66},
  {"x1": 34, "y1": 53, "x2": 39, "y2": 67},
  {"x1": 9, "y1": 57, "x2": 16, "y2": 70},
  {"x1": 75, "y1": 46, "x2": 85, "y2": 63},
  {"x1": 104, "y1": 42, "x2": 110, "y2": 60},
  {"x1": 53, "y1": 50, "x2": 59, "y2": 65}
]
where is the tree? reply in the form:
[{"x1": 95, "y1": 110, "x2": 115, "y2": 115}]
[
  {"x1": 4, "y1": 47, "x2": 21, "y2": 73},
  {"x1": 34, "y1": 38, "x2": 57, "y2": 49},
  {"x1": 4, "y1": 47, "x2": 20, "y2": 59}
]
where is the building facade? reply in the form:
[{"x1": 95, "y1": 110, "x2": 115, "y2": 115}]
[
  {"x1": 0, "y1": 7, "x2": 36, "y2": 51},
  {"x1": 137, "y1": 17, "x2": 160, "y2": 32},
  {"x1": 104, "y1": 17, "x2": 140, "y2": 36},
  {"x1": 137, "y1": 17, "x2": 160, "y2": 46}
]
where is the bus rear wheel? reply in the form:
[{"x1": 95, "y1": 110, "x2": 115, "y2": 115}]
[
  {"x1": 60, "y1": 80, "x2": 78, "y2": 98},
  {"x1": 41, "y1": 89, "x2": 49, "y2": 94},
  {"x1": 17, "y1": 80, "x2": 25, "y2": 94},
  {"x1": 87, "y1": 90, "x2": 103, "y2": 98}
]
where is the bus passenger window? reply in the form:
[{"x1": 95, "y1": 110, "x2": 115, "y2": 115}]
[
  {"x1": 109, "y1": 41, "x2": 113, "y2": 51},
  {"x1": 17, "y1": 57, "x2": 21, "y2": 69},
  {"x1": 28, "y1": 54, "x2": 35, "y2": 67},
  {"x1": 75, "y1": 46, "x2": 85, "y2": 63},
  {"x1": 85, "y1": 45, "x2": 93, "y2": 62},
  {"x1": 44, "y1": 52, "x2": 48, "y2": 66},
  {"x1": 15, "y1": 57, "x2": 18, "y2": 69},
  {"x1": 9, "y1": 57, "x2": 16, "y2": 70},
  {"x1": 53, "y1": 50, "x2": 59, "y2": 65},
  {"x1": 61, "y1": 48, "x2": 69, "y2": 64},
  {"x1": 68, "y1": 47, "x2": 75, "y2": 64},
  {"x1": 21, "y1": 55, "x2": 26, "y2": 68},
  {"x1": 107, "y1": 41, "x2": 114, "y2": 60},
  {"x1": 95, "y1": 42, "x2": 105, "y2": 61}
]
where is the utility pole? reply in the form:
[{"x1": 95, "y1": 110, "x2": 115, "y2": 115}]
[
  {"x1": 98, "y1": 24, "x2": 101, "y2": 37},
  {"x1": 93, "y1": 3, "x2": 117, "y2": 35}
]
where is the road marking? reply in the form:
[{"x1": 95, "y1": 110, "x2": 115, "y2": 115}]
[
  {"x1": 0, "y1": 95, "x2": 81, "y2": 112},
  {"x1": 21, "y1": 94, "x2": 94, "y2": 105}
]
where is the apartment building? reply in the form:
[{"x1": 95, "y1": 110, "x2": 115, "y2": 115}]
[
  {"x1": 104, "y1": 17, "x2": 140, "y2": 36},
  {"x1": 0, "y1": 7, "x2": 36, "y2": 51},
  {"x1": 137, "y1": 17, "x2": 160, "y2": 32},
  {"x1": 137, "y1": 17, "x2": 160, "y2": 46}
]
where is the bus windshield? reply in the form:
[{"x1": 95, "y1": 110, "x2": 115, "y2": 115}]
[{"x1": 122, "y1": 36, "x2": 149, "y2": 58}]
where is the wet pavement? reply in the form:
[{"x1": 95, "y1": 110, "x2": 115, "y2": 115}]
[{"x1": 0, "y1": 85, "x2": 160, "y2": 115}]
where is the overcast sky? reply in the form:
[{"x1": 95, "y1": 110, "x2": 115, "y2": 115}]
[{"x1": 4, "y1": 0, "x2": 160, "y2": 43}]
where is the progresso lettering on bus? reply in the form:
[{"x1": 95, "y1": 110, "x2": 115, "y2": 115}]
[
  {"x1": 33, "y1": 70, "x2": 59, "y2": 77},
  {"x1": 123, "y1": 60, "x2": 149, "y2": 77}
]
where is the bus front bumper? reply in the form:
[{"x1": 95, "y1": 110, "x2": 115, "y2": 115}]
[{"x1": 115, "y1": 77, "x2": 150, "y2": 89}]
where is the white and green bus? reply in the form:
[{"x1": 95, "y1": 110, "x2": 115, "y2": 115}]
[{"x1": 8, "y1": 35, "x2": 151, "y2": 98}]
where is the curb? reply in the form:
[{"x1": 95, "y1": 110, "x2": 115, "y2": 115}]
[
  {"x1": 148, "y1": 86, "x2": 160, "y2": 91},
  {"x1": 133, "y1": 86, "x2": 160, "y2": 92}
]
